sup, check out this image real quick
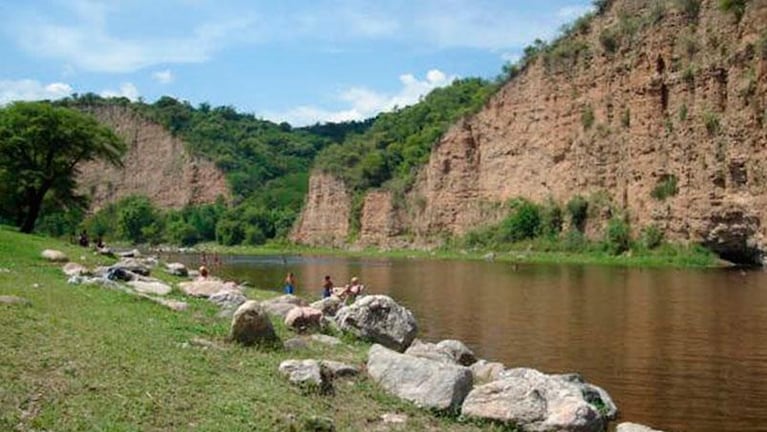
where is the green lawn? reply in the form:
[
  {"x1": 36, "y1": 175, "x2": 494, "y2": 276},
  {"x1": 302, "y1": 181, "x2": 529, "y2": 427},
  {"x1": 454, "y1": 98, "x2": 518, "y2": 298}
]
[{"x1": 0, "y1": 227, "x2": 504, "y2": 431}]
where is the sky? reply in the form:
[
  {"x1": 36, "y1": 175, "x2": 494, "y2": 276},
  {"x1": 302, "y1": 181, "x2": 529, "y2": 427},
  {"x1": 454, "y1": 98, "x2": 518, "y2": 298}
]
[{"x1": 0, "y1": 0, "x2": 592, "y2": 126}]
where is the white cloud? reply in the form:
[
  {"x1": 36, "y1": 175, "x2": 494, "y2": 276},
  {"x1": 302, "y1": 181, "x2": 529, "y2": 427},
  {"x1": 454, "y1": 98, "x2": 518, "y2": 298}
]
[
  {"x1": 152, "y1": 69, "x2": 174, "y2": 84},
  {"x1": 0, "y1": 79, "x2": 74, "y2": 104},
  {"x1": 265, "y1": 69, "x2": 456, "y2": 126},
  {"x1": 7, "y1": 1, "x2": 254, "y2": 73},
  {"x1": 100, "y1": 82, "x2": 140, "y2": 101}
]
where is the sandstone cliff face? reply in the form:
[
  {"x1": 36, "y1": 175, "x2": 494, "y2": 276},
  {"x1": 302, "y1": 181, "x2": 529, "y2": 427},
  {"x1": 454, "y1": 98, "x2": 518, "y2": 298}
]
[
  {"x1": 290, "y1": 172, "x2": 350, "y2": 247},
  {"x1": 295, "y1": 0, "x2": 767, "y2": 263},
  {"x1": 77, "y1": 105, "x2": 228, "y2": 210}
]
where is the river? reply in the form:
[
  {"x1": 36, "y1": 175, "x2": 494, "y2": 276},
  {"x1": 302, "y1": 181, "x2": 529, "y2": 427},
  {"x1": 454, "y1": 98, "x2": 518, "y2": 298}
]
[{"x1": 169, "y1": 253, "x2": 767, "y2": 432}]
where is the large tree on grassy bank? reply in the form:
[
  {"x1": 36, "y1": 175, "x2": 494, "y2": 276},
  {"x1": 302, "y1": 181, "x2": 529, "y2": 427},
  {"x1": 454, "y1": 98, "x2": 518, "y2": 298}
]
[{"x1": 0, "y1": 101, "x2": 125, "y2": 233}]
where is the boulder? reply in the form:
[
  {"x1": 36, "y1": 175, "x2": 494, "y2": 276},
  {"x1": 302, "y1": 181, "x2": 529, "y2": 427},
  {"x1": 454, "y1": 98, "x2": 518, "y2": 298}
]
[
  {"x1": 436, "y1": 339, "x2": 477, "y2": 366},
  {"x1": 165, "y1": 262, "x2": 188, "y2": 277},
  {"x1": 0, "y1": 295, "x2": 30, "y2": 306},
  {"x1": 321, "y1": 360, "x2": 359, "y2": 378},
  {"x1": 128, "y1": 281, "x2": 172, "y2": 296},
  {"x1": 310, "y1": 295, "x2": 343, "y2": 316},
  {"x1": 41, "y1": 249, "x2": 68, "y2": 262},
  {"x1": 367, "y1": 344, "x2": 473, "y2": 411},
  {"x1": 112, "y1": 258, "x2": 151, "y2": 276},
  {"x1": 404, "y1": 339, "x2": 456, "y2": 364},
  {"x1": 179, "y1": 280, "x2": 238, "y2": 298},
  {"x1": 278, "y1": 359, "x2": 332, "y2": 393},
  {"x1": 461, "y1": 368, "x2": 616, "y2": 432},
  {"x1": 335, "y1": 295, "x2": 418, "y2": 352},
  {"x1": 284, "y1": 337, "x2": 310, "y2": 351},
  {"x1": 62, "y1": 262, "x2": 89, "y2": 277},
  {"x1": 470, "y1": 359, "x2": 505, "y2": 384},
  {"x1": 616, "y1": 423, "x2": 664, "y2": 432},
  {"x1": 309, "y1": 334, "x2": 342, "y2": 346},
  {"x1": 285, "y1": 307, "x2": 324, "y2": 332},
  {"x1": 230, "y1": 301, "x2": 279, "y2": 346},
  {"x1": 262, "y1": 294, "x2": 307, "y2": 318},
  {"x1": 118, "y1": 249, "x2": 141, "y2": 258},
  {"x1": 208, "y1": 290, "x2": 247, "y2": 309}
]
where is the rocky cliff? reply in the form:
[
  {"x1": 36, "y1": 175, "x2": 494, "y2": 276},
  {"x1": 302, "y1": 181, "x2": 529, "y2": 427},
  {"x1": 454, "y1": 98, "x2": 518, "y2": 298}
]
[
  {"x1": 294, "y1": 0, "x2": 767, "y2": 263},
  {"x1": 77, "y1": 105, "x2": 229, "y2": 211}
]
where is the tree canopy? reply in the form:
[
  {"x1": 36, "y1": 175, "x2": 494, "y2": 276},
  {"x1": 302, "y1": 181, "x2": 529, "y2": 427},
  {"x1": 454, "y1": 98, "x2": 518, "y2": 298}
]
[{"x1": 0, "y1": 101, "x2": 125, "y2": 233}]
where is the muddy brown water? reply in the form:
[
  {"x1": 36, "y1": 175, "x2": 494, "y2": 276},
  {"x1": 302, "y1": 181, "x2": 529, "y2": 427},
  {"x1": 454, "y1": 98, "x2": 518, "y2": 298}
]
[{"x1": 169, "y1": 253, "x2": 767, "y2": 432}]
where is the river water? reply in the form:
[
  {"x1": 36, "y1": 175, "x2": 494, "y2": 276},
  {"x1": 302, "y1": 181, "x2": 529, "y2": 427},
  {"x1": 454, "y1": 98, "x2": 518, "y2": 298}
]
[{"x1": 170, "y1": 253, "x2": 767, "y2": 432}]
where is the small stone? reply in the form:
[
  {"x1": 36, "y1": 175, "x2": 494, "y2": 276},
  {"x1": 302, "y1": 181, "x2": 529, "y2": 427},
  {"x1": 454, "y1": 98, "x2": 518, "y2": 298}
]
[
  {"x1": 470, "y1": 359, "x2": 505, "y2": 384},
  {"x1": 321, "y1": 360, "x2": 359, "y2": 377},
  {"x1": 62, "y1": 262, "x2": 89, "y2": 277},
  {"x1": 278, "y1": 359, "x2": 332, "y2": 393},
  {"x1": 0, "y1": 295, "x2": 30, "y2": 306},
  {"x1": 284, "y1": 337, "x2": 309, "y2": 351},
  {"x1": 128, "y1": 280, "x2": 172, "y2": 296},
  {"x1": 380, "y1": 413, "x2": 408, "y2": 425},
  {"x1": 41, "y1": 249, "x2": 68, "y2": 262},
  {"x1": 165, "y1": 262, "x2": 188, "y2": 277},
  {"x1": 616, "y1": 422, "x2": 664, "y2": 432},
  {"x1": 309, "y1": 334, "x2": 342, "y2": 346}
]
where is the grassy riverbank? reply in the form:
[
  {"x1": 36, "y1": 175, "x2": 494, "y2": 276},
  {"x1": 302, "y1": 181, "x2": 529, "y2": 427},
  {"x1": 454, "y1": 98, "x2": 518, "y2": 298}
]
[
  {"x1": 0, "y1": 227, "x2": 505, "y2": 431},
  {"x1": 191, "y1": 240, "x2": 719, "y2": 269}
]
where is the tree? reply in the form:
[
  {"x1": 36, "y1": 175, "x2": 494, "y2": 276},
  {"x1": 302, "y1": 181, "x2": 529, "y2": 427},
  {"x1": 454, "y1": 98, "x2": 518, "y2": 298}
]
[{"x1": 0, "y1": 102, "x2": 125, "y2": 233}]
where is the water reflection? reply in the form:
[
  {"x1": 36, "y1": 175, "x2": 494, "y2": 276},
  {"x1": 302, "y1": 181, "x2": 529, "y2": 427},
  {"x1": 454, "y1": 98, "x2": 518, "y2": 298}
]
[{"x1": 167, "y1": 253, "x2": 767, "y2": 432}]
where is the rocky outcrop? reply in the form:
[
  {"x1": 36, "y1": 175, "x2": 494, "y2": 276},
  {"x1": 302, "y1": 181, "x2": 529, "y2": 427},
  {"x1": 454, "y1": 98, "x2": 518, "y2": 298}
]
[
  {"x1": 77, "y1": 105, "x2": 228, "y2": 211},
  {"x1": 462, "y1": 368, "x2": 616, "y2": 431},
  {"x1": 291, "y1": 172, "x2": 351, "y2": 247},
  {"x1": 335, "y1": 295, "x2": 418, "y2": 352},
  {"x1": 310, "y1": 296, "x2": 343, "y2": 316},
  {"x1": 358, "y1": 190, "x2": 407, "y2": 248},
  {"x1": 295, "y1": 1, "x2": 767, "y2": 264},
  {"x1": 367, "y1": 344, "x2": 473, "y2": 411}
]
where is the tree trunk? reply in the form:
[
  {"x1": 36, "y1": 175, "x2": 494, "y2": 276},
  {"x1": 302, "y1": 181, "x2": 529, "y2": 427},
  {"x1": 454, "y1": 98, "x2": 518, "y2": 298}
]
[{"x1": 19, "y1": 186, "x2": 48, "y2": 234}]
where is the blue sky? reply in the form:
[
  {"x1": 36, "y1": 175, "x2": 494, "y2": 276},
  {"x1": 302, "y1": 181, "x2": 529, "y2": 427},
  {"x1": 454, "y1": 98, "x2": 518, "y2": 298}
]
[{"x1": 0, "y1": 0, "x2": 591, "y2": 126}]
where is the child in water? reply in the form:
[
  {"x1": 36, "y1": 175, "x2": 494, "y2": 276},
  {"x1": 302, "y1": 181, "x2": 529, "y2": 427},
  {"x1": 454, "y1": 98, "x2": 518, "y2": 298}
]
[
  {"x1": 322, "y1": 275, "x2": 333, "y2": 298},
  {"x1": 284, "y1": 272, "x2": 296, "y2": 294}
]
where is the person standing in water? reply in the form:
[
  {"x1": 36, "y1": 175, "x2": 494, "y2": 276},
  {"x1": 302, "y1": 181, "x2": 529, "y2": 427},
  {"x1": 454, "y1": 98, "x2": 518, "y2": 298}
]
[
  {"x1": 284, "y1": 272, "x2": 297, "y2": 294},
  {"x1": 322, "y1": 275, "x2": 333, "y2": 298}
]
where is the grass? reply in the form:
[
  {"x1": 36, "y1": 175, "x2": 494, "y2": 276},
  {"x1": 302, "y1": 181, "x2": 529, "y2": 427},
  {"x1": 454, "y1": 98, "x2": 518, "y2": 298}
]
[{"x1": 0, "y1": 226, "x2": 507, "y2": 431}]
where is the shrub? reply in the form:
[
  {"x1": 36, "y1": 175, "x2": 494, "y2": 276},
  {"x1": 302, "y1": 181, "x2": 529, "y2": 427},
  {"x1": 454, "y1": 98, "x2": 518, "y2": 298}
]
[
  {"x1": 675, "y1": 0, "x2": 701, "y2": 23},
  {"x1": 621, "y1": 108, "x2": 631, "y2": 128},
  {"x1": 703, "y1": 111, "x2": 721, "y2": 136},
  {"x1": 567, "y1": 195, "x2": 589, "y2": 231},
  {"x1": 641, "y1": 224, "x2": 664, "y2": 249},
  {"x1": 719, "y1": 0, "x2": 749, "y2": 23},
  {"x1": 759, "y1": 32, "x2": 767, "y2": 60},
  {"x1": 651, "y1": 174, "x2": 679, "y2": 200},
  {"x1": 244, "y1": 226, "x2": 267, "y2": 246},
  {"x1": 563, "y1": 229, "x2": 588, "y2": 252},
  {"x1": 165, "y1": 219, "x2": 199, "y2": 247},
  {"x1": 604, "y1": 217, "x2": 631, "y2": 255},
  {"x1": 497, "y1": 201, "x2": 541, "y2": 243},
  {"x1": 679, "y1": 104, "x2": 688, "y2": 122},
  {"x1": 599, "y1": 29, "x2": 619, "y2": 54},
  {"x1": 581, "y1": 105, "x2": 595, "y2": 130},
  {"x1": 593, "y1": 0, "x2": 610, "y2": 14},
  {"x1": 116, "y1": 196, "x2": 161, "y2": 244},
  {"x1": 215, "y1": 219, "x2": 245, "y2": 246},
  {"x1": 682, "y1": 66, "x2": 696, "y2": 85},
  {"x1": 540, "y1": 201, "x2": 564, "y2": 237}
]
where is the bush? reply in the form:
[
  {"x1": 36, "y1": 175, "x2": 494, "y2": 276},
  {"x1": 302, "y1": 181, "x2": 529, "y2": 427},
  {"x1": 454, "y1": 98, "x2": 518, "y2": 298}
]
[
  {"x1": 215, "y1": 219, "x2": 245, "y2": 246},
  {"x1": 675, "y1": 0, "x2": 701, "y2": 22},
  {"x1": 497, "y1": 201, "x2": 541, "y2": 243},
  {"x1": 719, "y1": 0, "x2": 749, "y2": 22},
  {"x1": 703, "y1": 111, "x2": 721, "y2": 136},
  {"x1": 621, "y1": 108, "x2": 631, "y2": 128},
  {"x1": 581, "y1": 105, "x2": 595, "y2": 130},
  {"x1": 540, "y1": 201, "x2": 563, "y2": 237},
  {"x1": 599, "y1": 29, "x2": 619, "y2": 54},
  {"x1": 604, "y1": 217, "x2": 631, "y2": 255},
  {"x1": 165, "y1": 219, "x2": 199, "y2": 247},
  {"x1": 563, "y1": 229, "x2": 588, "y2": 252},
  {"x1": 651, "y1": 175, "x2": 679, "y2": 200},
  {"x1": 567, "y1": 196, "x2": 589, "y2": 231},
  {"x1": 641, "y1": 224, "x2": 664, "y2": 249},
  {"x1": 116, "y1": 196, "x2": 161, "y2": 244},
  {"x1": 244, "y1": 226, "x2": 267, "y2": 246},
  {"x1": 758, "y1": 32, "x2": 767, "y2": 60}
]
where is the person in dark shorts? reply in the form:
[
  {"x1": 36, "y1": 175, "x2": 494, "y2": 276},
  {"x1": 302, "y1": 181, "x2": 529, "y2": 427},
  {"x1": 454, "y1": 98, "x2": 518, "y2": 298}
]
[
  {"x1": 284, "y1": 272, "x2": 296, "y2": 294},
  {"x1": 322, "y1": 275, "x2": 333, "y2": 298}
]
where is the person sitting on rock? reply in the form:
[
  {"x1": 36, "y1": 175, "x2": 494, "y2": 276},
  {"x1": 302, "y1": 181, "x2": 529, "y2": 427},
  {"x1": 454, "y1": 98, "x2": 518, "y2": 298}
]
[
  {"x1": 284, "y1": 272, "x2": 296, "y2": 295},
  {"x1": 322, "y1": 275, "x2": 333, "y2": 299},
  {"x1": 341, "y1": 276, "x2": 364, "y2": 303},
  {"x1": 198, "y1": 266, "x2": 209, "y2": 280}
]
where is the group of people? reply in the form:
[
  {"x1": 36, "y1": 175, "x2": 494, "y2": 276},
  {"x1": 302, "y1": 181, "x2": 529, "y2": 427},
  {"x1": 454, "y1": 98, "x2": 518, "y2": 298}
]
[{"x1": 284, "y1": 272, "x2": 365, "y2": 303}]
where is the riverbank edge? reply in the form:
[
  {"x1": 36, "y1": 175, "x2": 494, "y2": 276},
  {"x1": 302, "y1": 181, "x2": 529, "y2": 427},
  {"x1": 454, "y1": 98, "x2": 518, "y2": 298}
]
[{"x1": 187, "y1": 241, "x2": 722, "y2": 269}]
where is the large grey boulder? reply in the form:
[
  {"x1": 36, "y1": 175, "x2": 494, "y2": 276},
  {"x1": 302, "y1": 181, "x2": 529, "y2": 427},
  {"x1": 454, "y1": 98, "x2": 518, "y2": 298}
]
[
  {"x1": 128, "y1": 280, "x2": 172, "y2": 296},
  {"x1": 405, "y1": 339, "x2": 477, "y2": 366},
  {"x1": 284, "y1": 307, "x2": 324, "y2": 332},
  {"x1": 278, "y1": 359, "x2": 332, "y2": 393},
  {"x1": 616, "y1": 423, "x2": 664, "y2": 432},
  {"x1": 112, "y1": 258, "x2": 151, "y2": 276},
  {"x1": 208, "y1": 290, "x2": 247, "y2": 309},
  {"x1": 41, "y1": 249, "x2": 68, "y2": 262},
  {"x1": 462, "y1": 368, "x2": 616, "y2": 432},
  {"x1": 230, "y1": 301, "x2": 279, "y2": 346},
  {"x1": 336, "y1": 295, "x2": 418, "y2": 352},
  {"x1": 165, "y1": 262, "x2": 188, "y2": 277},
  {"x1": 367, "y1": 344, "x2": 473, "y2": 411},
  {"x1": 261, "y1": 294, "x2": 307, "y2": 318},
  {"x1": 310, "y1": 295, "x2": 343, "y2": 316},
  {"x1": 179, "y1": 280, "x2": 239, "y2": 298}
]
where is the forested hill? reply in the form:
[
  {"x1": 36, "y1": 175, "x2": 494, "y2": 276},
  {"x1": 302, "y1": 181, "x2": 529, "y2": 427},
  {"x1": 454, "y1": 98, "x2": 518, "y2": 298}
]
[{"x1": 43, "y1": 78, "x2": 496, "y2": 247}]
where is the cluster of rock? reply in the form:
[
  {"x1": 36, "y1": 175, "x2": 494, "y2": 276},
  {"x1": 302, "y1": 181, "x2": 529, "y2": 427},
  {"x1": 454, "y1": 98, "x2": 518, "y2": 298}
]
[{"x1": 39, "y1": 248, "x2": 664, "y2": 431}]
